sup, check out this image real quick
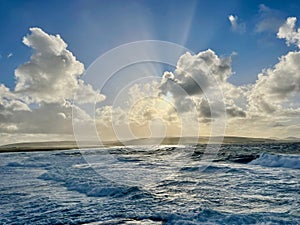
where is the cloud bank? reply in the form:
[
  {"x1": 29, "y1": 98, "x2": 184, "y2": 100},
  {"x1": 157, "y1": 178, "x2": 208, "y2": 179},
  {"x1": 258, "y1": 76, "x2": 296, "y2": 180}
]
[
  {"x1": 0, "y1": 28, "x2": 104, "y2": 143},
  {"x1": 2, "y1": 19, "x2": 300, "y2": 144}
]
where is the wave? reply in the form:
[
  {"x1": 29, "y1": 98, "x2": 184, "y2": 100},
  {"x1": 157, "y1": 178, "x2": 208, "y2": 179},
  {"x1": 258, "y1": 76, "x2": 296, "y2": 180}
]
[
  {"x1": 249, "y1": 152, "x2": 300, "y2": 169},
  {"x1": 38, "y1": 167, "x2": 142, "y2": 198}
]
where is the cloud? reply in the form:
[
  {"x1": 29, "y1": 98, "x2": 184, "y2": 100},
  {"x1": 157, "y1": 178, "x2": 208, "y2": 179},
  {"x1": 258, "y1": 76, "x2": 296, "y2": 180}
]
[
  {"x1": 12, "y1": 102, "x2": 73, "y2": 134},
  {"x1": 0, "y1": 83, "x2": 74, "y2": 134},
  {"x1": 3, "y1": 22, "x2": 300, "y2": 143},
  {"x1": 0, "y1": 133, "x2": 75, "y2": 146},
  {"x1": 0, "y1": 84, "x2": 30, "y2": 114},
  {"x1": 277, "y1": 17, "x2": 300, "y2": 48},
  {"x1": 248, "y1": 50, "x2": 300, "y2": 115},
  {"x1": 74, "y1": 80, "x2": 106, "y2": 104},
  {"x1": 0, "y1": 28, "x2": 106, "y2": 140},
  {"x1": 0, "y1": 84, "x2": 29, "y2": 133},
  {"x1": 255, "y1": 4, "x2": 284, "y2": 33},
  {"x1": 228, "y1": 14, "x2": 246, "y2": 33},
  {"x1": 14, "y1": 27, "x2": 102, "y2": 104},
  {"x1": 226, "y1": 105, "x2": 246, "y2": 118},
  {"x1": 96, "y1": 105, "x2": 128, "y2": 127},
  {"x1": 159, "y1": 49, "x2": 246, "y2": 120},
  {"x1": 160, "y1": 50, "x2": 232, "y2": 95},
  {"x1": 245, "y1": 17, "x2": 300, "y2": 118}
]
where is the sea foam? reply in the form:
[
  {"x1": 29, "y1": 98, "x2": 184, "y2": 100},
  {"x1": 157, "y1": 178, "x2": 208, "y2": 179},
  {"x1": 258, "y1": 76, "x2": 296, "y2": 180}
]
[{"x1": 249, "y1": 152, "x2": 300, "y2": 169}]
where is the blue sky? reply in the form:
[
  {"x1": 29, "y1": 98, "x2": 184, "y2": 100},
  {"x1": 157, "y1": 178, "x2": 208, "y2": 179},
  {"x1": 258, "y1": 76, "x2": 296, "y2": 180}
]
[{"x1": 1, "y1": 0, "x2": 300, "y2": 89}]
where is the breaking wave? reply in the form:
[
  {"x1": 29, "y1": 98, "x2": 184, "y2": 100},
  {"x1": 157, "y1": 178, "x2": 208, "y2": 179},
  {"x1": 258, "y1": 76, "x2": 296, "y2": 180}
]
[{"x1": 249, "y1": 152, "x2": 300, "y2": 169}]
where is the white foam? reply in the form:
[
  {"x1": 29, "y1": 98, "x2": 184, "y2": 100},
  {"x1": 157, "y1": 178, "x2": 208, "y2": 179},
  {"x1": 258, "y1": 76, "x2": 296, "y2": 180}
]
[{"x1": 249, "y1": 152, "x2": 300, "y2": 169}]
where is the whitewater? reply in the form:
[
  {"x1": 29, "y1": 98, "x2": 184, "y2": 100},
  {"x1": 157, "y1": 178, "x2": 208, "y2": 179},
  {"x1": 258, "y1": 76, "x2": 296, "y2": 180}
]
[{"x1": 1, "y1": 143, "x2": 300, "y2": 224}]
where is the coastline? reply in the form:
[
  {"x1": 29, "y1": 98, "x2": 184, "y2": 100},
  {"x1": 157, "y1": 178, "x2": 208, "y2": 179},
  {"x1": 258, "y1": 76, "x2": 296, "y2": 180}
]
[{"x1": 0, "y1": 136, "x2": 298, "y2": 153}]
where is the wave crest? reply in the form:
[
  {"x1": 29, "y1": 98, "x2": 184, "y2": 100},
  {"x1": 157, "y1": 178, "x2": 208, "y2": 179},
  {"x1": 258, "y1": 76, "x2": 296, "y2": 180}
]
[{"x1": 249, "y1": 152, "x2": 300, "y2": 169}]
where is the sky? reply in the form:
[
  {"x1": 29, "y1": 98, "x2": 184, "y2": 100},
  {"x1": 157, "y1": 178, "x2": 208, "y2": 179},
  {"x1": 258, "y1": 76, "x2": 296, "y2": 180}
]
[{"x1": 1, "y1": 0, "x2": 300, "y2": 144}]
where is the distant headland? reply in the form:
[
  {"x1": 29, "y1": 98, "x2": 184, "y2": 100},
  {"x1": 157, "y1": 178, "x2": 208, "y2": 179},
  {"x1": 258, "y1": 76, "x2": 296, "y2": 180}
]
[{"x1": 0, "y1": 136, "x2": 299, "y2": 153}]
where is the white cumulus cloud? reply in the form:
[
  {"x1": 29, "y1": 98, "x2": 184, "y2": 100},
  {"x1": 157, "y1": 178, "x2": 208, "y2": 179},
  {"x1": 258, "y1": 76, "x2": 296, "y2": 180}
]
[
  {"x1": 14, "y1": 27, "x2": 103, "y2": 104},
  {"x1": 248, "y1": 51, "x2": 300, "y2": 115},
  {"x1": 277, "y1": 17, "x2": 300, "y2": 48},
  {"x1": 0, "y1": 28, "x2": 105, "y2": 140},
  {"x1": 247, "y1": 17, "x2": 300, "y2": 116},
  {"x1": 159, "y1": 49, "x2": 246, "y2": 119}
]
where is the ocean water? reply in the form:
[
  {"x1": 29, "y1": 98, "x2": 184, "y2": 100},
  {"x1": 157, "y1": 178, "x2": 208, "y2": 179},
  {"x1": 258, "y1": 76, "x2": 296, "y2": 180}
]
[{"x1": 0, "y1": 143, "x2": 300, "y2": 224}]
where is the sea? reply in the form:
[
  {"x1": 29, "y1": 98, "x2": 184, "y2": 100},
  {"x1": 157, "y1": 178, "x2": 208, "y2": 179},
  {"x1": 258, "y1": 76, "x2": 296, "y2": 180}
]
[{"x1": 1, "y1": 143, "x2": 300, "y2": 225}]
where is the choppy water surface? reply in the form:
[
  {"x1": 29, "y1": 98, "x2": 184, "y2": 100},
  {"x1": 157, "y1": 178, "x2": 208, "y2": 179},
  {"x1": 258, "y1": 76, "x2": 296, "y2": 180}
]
[{"x1": 1, "y1": 143, "x2": 300, "y2": 224}]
